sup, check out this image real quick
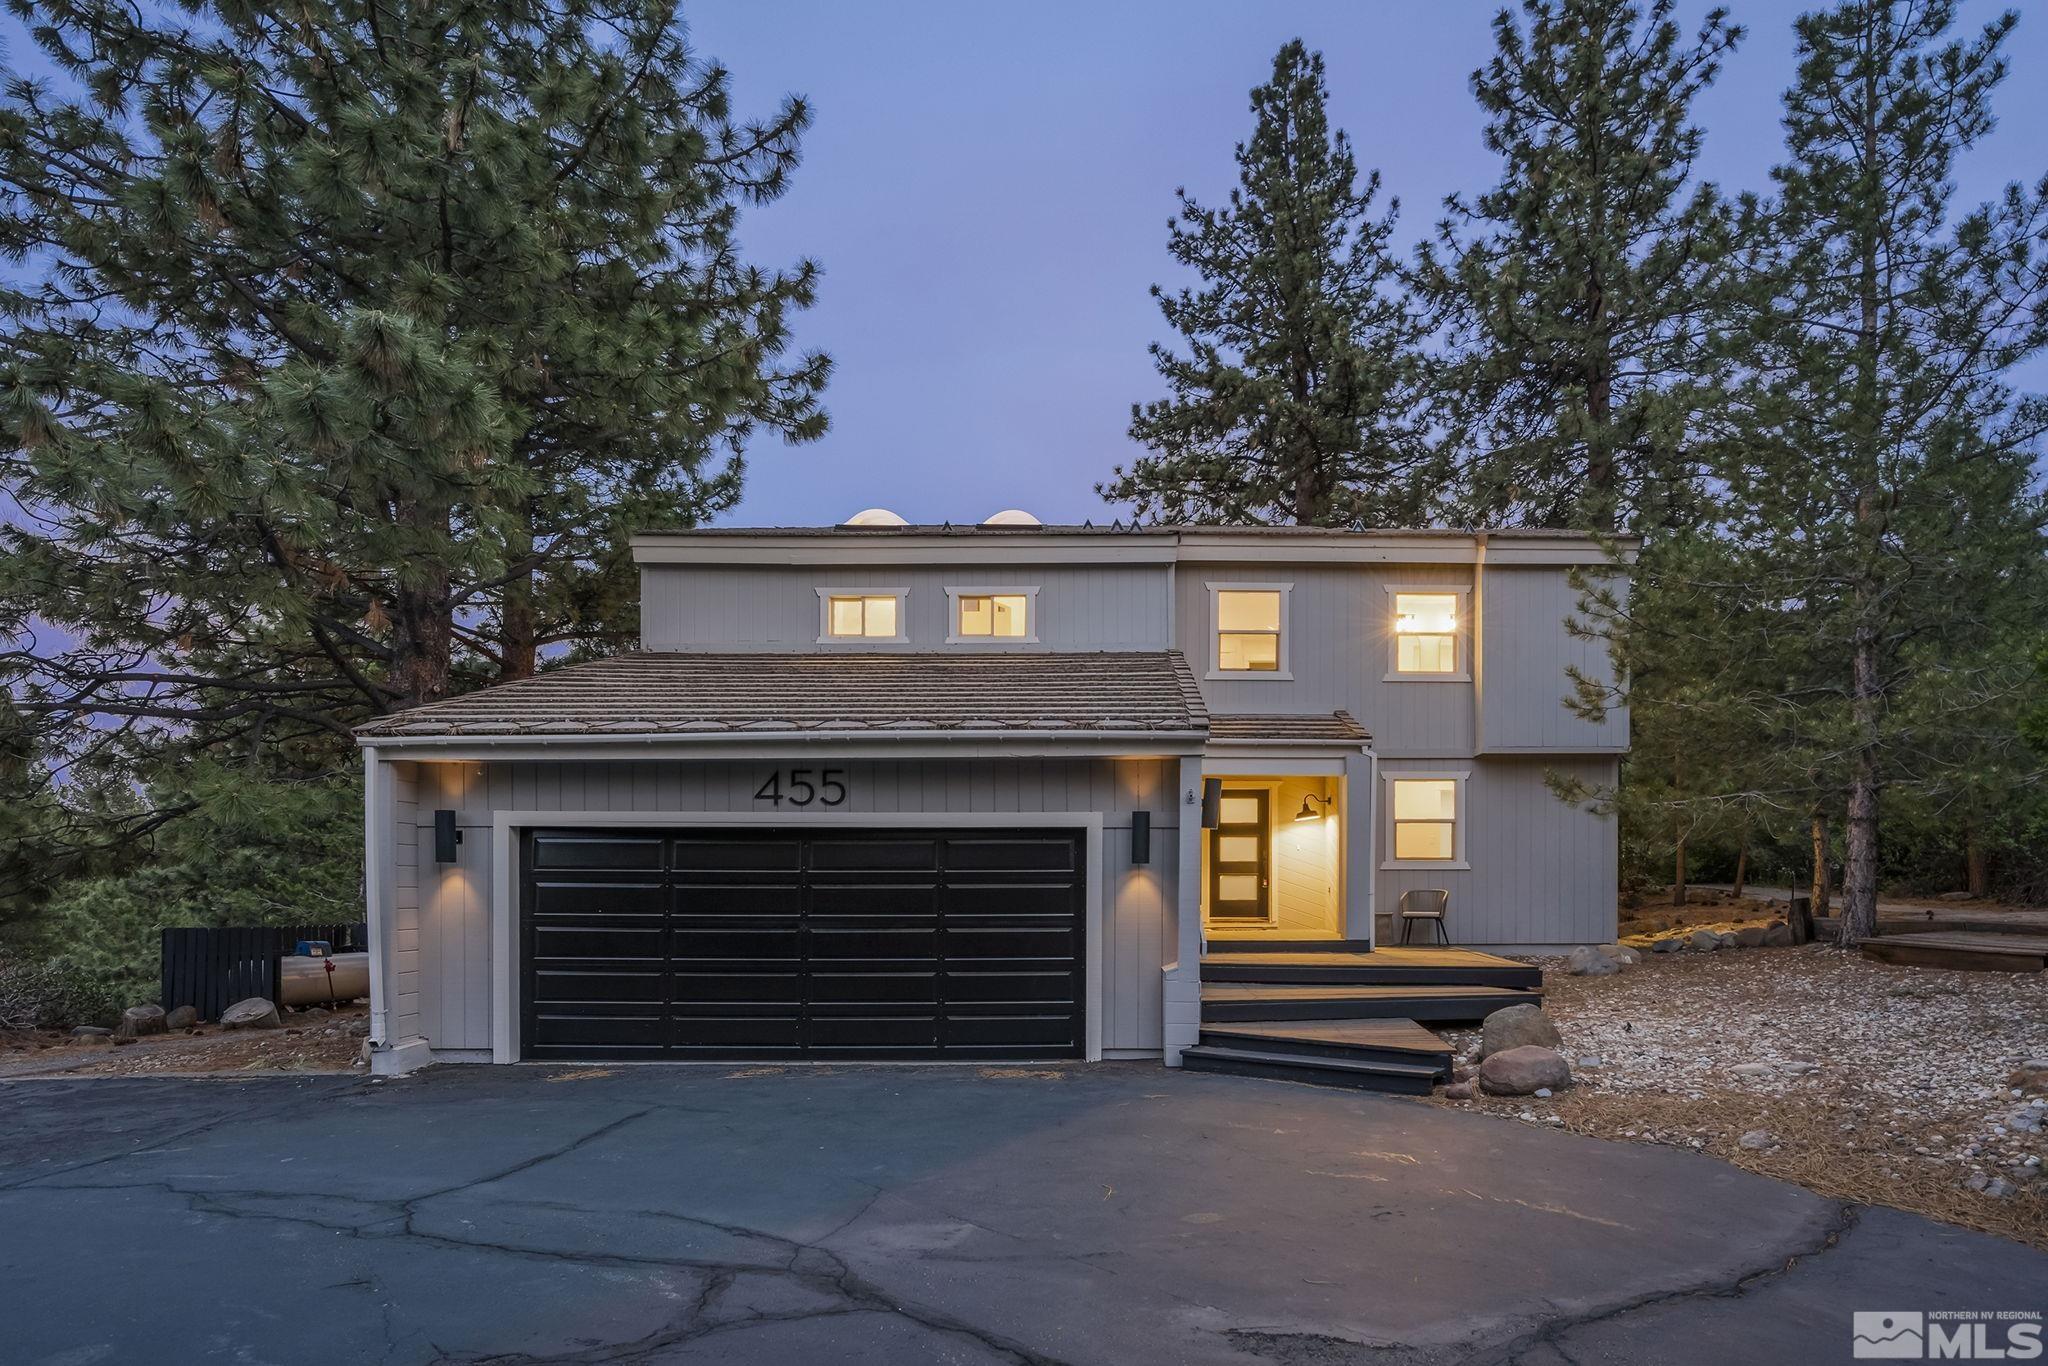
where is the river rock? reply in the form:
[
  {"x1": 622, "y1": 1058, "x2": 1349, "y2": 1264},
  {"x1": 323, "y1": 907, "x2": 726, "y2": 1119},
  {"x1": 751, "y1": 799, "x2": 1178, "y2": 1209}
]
[
  {"x1": 1687, "y1": 930, "x2": 1721, "y2": 952},
  {"x1": 1651, "y1": 936, "x2": 1685, "y2": 954},
  {"x1": 1597, "y1": 944, "x2": 1642, "y2": 966},
  {"x1": 1478, "y1": 1003, "x2": 1563, "y2": 1059},
  {"x1": 1565, "y1": 946, "x2": 1620, "y2": 977},
  {"x1": 1763, "y1": 922, "x2": 1795, "y2": 947},
  {"x1": 1441, "y1": 1081, "x2": 1475, "y2": 1101},
  {"x1": 69, "y1": 1025, "x2": 111, "y2": 1038},
  {"x1": 113, "y1": 1005, "x2": 166, "y2": 1039},
  {"x1": 1479, "y1": 1046, "x2": 1572, "y2": 1097},
  {"x1": 221, "y1": 997, "x2": 282, "y2": 1031},
  {"x1": 1735, "y1": 926, "x2": 1768, "y2": 948},
  {"x1": 165, "y1": 1005, "x2": 199, "y2": 1031}
]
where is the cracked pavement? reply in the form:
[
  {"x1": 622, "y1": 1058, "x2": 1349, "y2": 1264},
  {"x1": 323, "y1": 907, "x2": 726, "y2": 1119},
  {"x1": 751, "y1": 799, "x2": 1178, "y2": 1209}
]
[{"x1": 1, "y1": 1063, "x2": 2040, "y2": 1364}]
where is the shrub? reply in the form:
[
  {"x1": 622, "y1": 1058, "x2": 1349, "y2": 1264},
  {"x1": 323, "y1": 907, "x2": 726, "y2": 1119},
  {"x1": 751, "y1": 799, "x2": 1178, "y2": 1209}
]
[{"x1": 0, "y1": 957, "x2": 125, "y2": 1031}]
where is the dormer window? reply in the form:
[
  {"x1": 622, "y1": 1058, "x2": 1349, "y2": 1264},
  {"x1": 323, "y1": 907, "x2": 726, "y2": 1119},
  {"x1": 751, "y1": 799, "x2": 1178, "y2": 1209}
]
[
  {"x1": 946, "y1": 587, "x2": 1038, "y2": 643},
  {"x1": 1388, "y1": 588, "x2": 1468, "y2": 680},
  {"x1": 818, "y1": 589, "x2": 906, "y2": 642}
]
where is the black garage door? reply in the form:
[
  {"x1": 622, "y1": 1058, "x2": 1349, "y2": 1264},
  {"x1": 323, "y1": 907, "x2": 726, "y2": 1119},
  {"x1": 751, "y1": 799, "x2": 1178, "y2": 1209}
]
[{"x1": 520, "y1": 827, "x2": 1085, "y2": 1061}]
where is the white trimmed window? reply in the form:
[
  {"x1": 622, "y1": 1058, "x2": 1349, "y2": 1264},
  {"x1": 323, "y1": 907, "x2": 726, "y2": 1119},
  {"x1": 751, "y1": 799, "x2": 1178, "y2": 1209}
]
[
  {"x1": 1209, "y1": 584, "x2": 1290, "y2": 678},
  {"x1": 1388, "y1": 587, "x2": 1469, "y2": 680},
  {"x1": 1383, "y1": 772, "x2": 1468, "y2": 868},
  {"x1": 947, "y1": 587, "x2": 1037, "y2": 642},
  {"x1": 818, "y1": 590, "x2": 906, "y2": 642}
]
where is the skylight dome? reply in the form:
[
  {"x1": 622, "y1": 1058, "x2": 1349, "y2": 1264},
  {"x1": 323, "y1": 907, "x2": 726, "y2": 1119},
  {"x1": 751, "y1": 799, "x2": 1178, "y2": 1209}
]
[
  {"x1": 981, "y1": 508, "x2": 1042, "y2": 527},
  {"x1": 842, "y1": 507, "x2": 908, "y2": 527}
]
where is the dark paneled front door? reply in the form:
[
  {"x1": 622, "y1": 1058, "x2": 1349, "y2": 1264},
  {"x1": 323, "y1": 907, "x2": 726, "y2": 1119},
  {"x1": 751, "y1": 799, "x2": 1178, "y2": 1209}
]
[
  {"x1": 1207, "y1": 789, "x2": 1271, "y2": 924},
  {"x1": 521, "y1": 827, "x2": 1085, "y2": 1061}
]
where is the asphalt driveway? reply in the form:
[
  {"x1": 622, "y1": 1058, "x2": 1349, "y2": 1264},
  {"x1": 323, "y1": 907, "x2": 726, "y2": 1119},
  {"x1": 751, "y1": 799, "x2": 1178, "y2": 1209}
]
[{"x1": 0, "y1": 1063, "x2": 2040, "y2": 1365}]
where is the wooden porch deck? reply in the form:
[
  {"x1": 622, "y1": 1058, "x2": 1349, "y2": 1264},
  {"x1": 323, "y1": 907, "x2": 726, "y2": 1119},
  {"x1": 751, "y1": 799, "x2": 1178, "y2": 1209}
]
[{"x1": 1859, "y1": 931, "x2": 2048, "y2": 973}]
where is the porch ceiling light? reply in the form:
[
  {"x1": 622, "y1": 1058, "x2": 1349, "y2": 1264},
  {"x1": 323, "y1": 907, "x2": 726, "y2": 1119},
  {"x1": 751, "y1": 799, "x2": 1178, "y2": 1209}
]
[{"x1": 1294, "y1": 794, "x2": 1334, "y2": 823}]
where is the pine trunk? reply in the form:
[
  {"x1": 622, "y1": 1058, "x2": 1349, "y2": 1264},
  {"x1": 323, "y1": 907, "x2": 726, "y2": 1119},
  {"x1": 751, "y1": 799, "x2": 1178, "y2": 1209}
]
[
  {"x1": 1809, "y1": 811, "x2": 1830, "y2": 919},
  {"x1": 499, "y1": 506, "x2": 538, "y2": 683},
  {"x1": 388, "y1": 504, "x2": 454, "y2": 711},
  {"x1": 1732, "y1": 830, "x2": 1749, "y2": 900},
  {"x1": 1838, "y1": 52, "x2": 1885, "y2": 950},
  {"x1": 1965, "y1": 830, "x2": 1989, "y2": 899},
  {"x1": 1672, "y1": 830, "x2": 1688, "y2": 907}
]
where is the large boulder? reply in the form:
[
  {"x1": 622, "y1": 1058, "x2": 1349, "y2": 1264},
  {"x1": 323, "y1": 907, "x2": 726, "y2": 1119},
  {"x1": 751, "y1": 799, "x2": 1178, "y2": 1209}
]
[
  {"x1": 221, "y1": 997, "x2": 282, "y2": 1031},
  {"x1": 165, "y1": 1005, "x2": 199, "y2": 1031},
  {"x1": 1651, "y1": 936, "x2": 1686, "y2": 954},
  {"x1": 1687, "y1": 929, "x2": 1722, "y2": 952},
  {"x1": 1479, "y1": 1046, "x2": 1573, "y2": 1097},
  {"x1": 1734, "y1": 925, "x2": 1768, "y2": 948},
  {"x1": 1565, "y1": 946, "x2": 1620, "y2": 977},
  {"x1": 1598, "y1": 944, "x2": 1643, "y2": 966},
  {"x1": 1479, "y1": 1003, "x2": 1563, "y2": 1059},
  {"x1": 69, "y1": 1025, "x2": 111, "y2": 1039},
  {"x1": 1762, "y1": 922, "x2": 1795, "y2": 948},
  {"x1": 113, "y1": 1005, "x2": 166, "y2": 1039}
]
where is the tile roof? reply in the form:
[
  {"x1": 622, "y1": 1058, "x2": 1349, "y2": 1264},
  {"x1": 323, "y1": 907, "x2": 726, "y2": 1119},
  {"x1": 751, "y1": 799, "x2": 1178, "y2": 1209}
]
[
  {"x1": 1207, "y1": 711, "x2": 1372, "y2": 743},
  {"x1": 355, "y1": 651, "x2": 1210, "y2": 740}
]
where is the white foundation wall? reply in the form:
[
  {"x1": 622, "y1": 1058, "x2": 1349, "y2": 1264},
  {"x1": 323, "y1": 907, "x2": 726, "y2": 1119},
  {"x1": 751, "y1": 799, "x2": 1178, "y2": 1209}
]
[{"x1": 392, "y1": 757, "x2": 1185, "y2": 1058}]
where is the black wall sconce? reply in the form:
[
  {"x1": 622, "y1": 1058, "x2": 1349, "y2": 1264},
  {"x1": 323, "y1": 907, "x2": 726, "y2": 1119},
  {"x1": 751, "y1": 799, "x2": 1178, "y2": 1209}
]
[
  {"x1": 433, "y1": 810, "x2": 463, "y2": 864},
  {"x1": 1130, "y1": 810, "x2": 1151, "y2": 865},
  {"x1": 1200, "y1": 778, "x2": 1223, "y2": 830}
]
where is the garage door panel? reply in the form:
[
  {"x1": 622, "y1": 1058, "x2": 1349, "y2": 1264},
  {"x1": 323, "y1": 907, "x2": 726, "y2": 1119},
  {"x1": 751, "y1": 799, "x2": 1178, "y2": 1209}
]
[
  {"x1": 670, "y1": 839, "x2": 803, "y2": 871},
  {"x1": 531, "y1": 835, "x2": 665, "y2": 870},
  {"x1": 523, "y1": 827, "x2": 1082, "y2": 1060},
  {"x1": 673, "y1": 886, "x2": 802, "y2": 917}
]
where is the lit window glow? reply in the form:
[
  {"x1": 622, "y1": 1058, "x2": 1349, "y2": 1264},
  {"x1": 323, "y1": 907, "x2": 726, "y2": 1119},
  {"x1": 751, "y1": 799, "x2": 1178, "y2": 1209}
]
[
  {"x1": 957, "y1": 593, "x2": 1029, "y2": 638},
  {"x1": 1217, "y1": 590, "x2": 1282, "y2": 671},
  {"x1": 827, "y1": 594, "x2": 899, "y2": 638},
  {"x1": 1392, "y1": 778, "x2": 1458, "y2": 861},
  {"x1": 1394, "y1": 592, "x2": 1459, "y2": 674}
]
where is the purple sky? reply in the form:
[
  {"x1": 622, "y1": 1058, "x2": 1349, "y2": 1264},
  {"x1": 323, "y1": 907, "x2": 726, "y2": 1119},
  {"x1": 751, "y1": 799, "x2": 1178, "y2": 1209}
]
[{"x1": 685, "y1": 0, "x2": 2048, "y2": 528}]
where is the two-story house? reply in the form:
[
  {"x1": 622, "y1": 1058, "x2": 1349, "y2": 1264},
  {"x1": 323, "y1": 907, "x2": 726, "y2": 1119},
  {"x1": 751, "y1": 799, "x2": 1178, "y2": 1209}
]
[{"x1": 355, "y1": 512, "x2": 1631, "y2": 1080}]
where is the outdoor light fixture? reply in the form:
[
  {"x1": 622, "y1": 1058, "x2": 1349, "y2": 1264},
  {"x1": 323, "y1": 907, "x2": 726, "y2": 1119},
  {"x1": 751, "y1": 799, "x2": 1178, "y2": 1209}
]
[
  {"x1": 1200, "y1": 779, "x2": 1223, "y2": 829},
  {"x1": 1294, "y1": 794, "x2": 1334, "y2": 823},
  {"x1": 1130, "y1": 810, "x2": 1151, "y2": 865},
  {"x1": 433, "y1": 809, "x2": 462, "y2": 864}
]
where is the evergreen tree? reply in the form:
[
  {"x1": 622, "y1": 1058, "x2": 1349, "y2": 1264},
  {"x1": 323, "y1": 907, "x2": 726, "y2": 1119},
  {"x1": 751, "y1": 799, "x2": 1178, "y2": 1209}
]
[
  {"x1": 1717, "y1": 0, "x2": 2048, "y2": 942},
  {"x1": 0, "y1": 0, "x2": 828, "y2": 796},
  {"x1": 1422, "y1": 0, "x2": 1742, "y2": 534},
  {"x1": 1101, "y1": 41, "x2": 1436, "y2": 527}
]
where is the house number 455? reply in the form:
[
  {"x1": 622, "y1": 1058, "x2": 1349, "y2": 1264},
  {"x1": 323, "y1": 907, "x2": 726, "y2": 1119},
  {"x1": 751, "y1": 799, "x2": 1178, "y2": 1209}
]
[{"x1": 753, "y1": 768, "x2": 848, "y2": 808}]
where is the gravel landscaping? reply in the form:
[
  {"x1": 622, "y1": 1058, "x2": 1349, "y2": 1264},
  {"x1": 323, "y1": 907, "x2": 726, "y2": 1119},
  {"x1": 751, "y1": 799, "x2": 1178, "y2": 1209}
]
[
  {"x1": 0, "y1": 1002, "x2": 368, "y2": 1078},
  {"x1": 1436, "y1": 943, "x2": 2048, "y2": 1249}
]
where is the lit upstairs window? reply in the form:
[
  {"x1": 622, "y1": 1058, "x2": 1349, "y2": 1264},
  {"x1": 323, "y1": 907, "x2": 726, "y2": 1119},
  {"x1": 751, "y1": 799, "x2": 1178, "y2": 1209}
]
[
  {"x1": 1394, "y1": 592, "x2": 1459, "y2": 675},
  {"x1": 957, "y1": 594, "x2": 1030, "y2": 638},
  {"x1": 1216, "y1": 589, "x2": 1283, "y2": 671},
  {"x1": 826, "y1": 594, "x2": 900, "y2": 639}
]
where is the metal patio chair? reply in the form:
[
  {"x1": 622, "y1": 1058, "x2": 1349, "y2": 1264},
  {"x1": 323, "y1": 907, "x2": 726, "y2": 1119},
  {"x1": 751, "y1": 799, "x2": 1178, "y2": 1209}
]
[{"x1": 1398, "y1": 889, "x2": 1451, "y2": 946}]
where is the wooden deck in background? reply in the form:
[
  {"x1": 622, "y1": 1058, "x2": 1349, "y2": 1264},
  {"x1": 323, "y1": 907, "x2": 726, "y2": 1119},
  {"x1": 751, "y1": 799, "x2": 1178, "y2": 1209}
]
[{"x1": 1859, "y1": 931, "x2": 2048, "y2": 973}]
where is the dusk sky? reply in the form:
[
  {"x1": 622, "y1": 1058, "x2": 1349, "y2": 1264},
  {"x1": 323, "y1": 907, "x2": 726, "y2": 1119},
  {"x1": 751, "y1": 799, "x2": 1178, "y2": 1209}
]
[{"x1": 681, "y1": 0, "x2": 2048, "y2": 529}]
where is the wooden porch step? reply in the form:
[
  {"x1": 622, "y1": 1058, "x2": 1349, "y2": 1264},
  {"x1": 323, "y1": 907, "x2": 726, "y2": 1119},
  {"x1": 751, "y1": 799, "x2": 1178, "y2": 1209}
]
[
  {"x1": 1859, "y1": 932, "x2": 2048, "y2": 973},
  {"x1": 1201, "y1": 951, "x2": 1541, "y2": 990},
  {"x1": 1198, "y1": 1018, "x2": 1454, "y2": 1074},
  {"x1": 1200, "y1": 982, "x2": 1540, "y2": 1024},
  {"x1": 1205, "y1": 938, "x2": 1374, "y2": 954},
  {"x1": 1179, "y1": 1044, "x2": 1442, "y2": 1095}
]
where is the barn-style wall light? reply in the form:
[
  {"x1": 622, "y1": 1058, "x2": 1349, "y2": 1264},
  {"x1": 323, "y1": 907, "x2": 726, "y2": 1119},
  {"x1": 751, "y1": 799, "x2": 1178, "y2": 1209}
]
[
  {"x1": 1200, "y1": 779, "x2": 1223, "y2": 830},
  {"x1": 434, "y1": 810, "x2": 463, "y2": 864}
]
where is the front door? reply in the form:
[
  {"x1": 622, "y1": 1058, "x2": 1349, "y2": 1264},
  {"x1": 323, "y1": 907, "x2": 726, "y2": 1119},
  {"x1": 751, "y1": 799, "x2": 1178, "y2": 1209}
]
[{"x1": 1207, "y1": 789, "x2": 1271, "y2": 924}]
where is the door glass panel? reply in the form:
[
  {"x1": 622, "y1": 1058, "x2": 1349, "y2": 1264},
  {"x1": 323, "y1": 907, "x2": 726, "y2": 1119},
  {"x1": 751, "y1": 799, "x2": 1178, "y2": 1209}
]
[
  {"x1": 1394, "y1": 822, "x2": 1455, "y2": 861},
  {"x1": 1218, "y1": 795, "x2": 1261, "y2": 825},
  {"x1": 1393, "y1": 779, "x2": 1457, "y2": 821},
  {"x1": 1217, "y1": 874, "x2": 1260, "y2": 902},
  {"x1": 1217, "y1": 834, "x2": 1259, "y2": 863}
]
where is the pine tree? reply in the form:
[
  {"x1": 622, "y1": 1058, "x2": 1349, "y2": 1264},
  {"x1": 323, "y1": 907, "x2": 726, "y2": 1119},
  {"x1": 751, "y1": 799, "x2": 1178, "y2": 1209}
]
[
  {"x1": 1719, "y1": 0, "x2": 2048, "y2": 942},
  {"x1": 1101, "y1": 41, "x2": 1436, "y2": 527},
  {"x1": 0, "y1": 0, "x2": 828, "y2": 784},
  {"x1": 1422, "y1": 0, "x2": 1742, "y2": 534}
]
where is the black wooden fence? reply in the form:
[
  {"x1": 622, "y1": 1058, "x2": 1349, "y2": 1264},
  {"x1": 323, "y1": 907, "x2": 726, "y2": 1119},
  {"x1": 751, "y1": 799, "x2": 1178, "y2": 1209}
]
[{"x1": 159, "y1": 924, "x2": 367, "y2": 1021}]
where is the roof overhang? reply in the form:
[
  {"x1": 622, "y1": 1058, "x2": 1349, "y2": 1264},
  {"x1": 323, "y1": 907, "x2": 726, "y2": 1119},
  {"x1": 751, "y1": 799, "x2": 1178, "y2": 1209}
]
[{"x1": 361, "y1": 731, "x2": 1209, "y2": 762}]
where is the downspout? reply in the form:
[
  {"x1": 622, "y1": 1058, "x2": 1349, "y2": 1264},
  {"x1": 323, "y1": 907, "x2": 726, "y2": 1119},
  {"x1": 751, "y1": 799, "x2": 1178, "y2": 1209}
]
[
  {"x1": 362, "y1": 745, "x2": 391, "y2": 1049},
  {"x1": 1363, "y1": 743, "x2": 1378, "y2": 949}
]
